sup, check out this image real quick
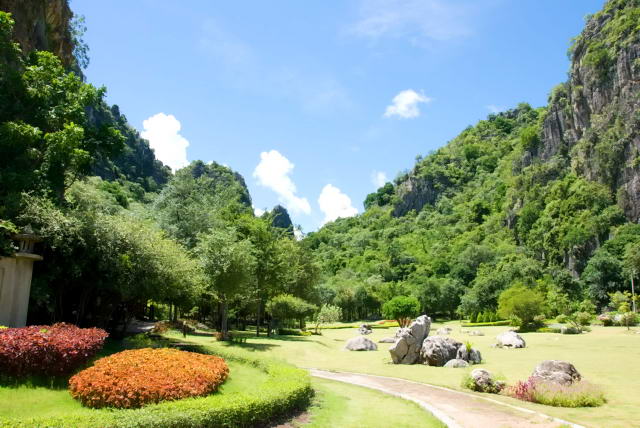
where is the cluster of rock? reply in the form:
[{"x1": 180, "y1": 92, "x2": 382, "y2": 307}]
[
  {"x1": 387, "y1": 315, "x2": 482, "y2": 367},
  {"x1": 358, "y1": 324, "x2": 373, "y2": 335},
  {"x1": 466, "y1": 369, "x2": 505, "y2": 393}
]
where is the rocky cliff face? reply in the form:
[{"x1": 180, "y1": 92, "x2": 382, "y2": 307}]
[
  {"x1": 0, "y1": 0, "x2": 75, "y2": 68},
  {"x1": 540, "y1": 0, "x2": 640, "y2": 220}
]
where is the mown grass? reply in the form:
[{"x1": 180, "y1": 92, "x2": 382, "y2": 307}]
[
  {"x1": 0, "y1": 360, "x2": 266, "y2": 421},
  {"x1": 303, "y1": 378, "x2": 445, "y2": 428},
  {"x1": 176, "y1": 322, "x2": 640, "y2": 428}
]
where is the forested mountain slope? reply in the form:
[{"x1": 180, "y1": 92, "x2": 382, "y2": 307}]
[{"x1": 306, "y1": 0, "x2": 640, "y2": 320}]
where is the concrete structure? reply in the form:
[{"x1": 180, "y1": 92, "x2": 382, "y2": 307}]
[{"x1": 0, "y1": 233, "x2": 42, "y2": 327}]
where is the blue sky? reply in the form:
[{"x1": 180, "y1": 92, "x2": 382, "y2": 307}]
[{"x1": 72, "y1": 0, "x2": 605, "y2": 233}]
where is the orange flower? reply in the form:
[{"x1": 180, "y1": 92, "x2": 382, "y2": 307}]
[{"x1": 68, "y1": 348, "x2": 229, "y2": 409}]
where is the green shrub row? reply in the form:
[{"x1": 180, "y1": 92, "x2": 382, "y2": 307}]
[
  {"x1": 0, "y1": 344, "x2": 313, "y2": 428},
  {"x1": 461, "y1": 320, "x2": 511, "y2": 327}
]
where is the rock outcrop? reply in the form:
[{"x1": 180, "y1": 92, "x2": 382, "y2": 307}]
[
  {"x1": 389, "y1": 315, "x2": 431, "y2": 364},
  {"x1": 344, "y1": 336, "x2": 377, "y2": 351},
  {"x1": 532, "y1": 360, "x2": 582, "y2": 385},
  {"x1": 496, "y1": 331, "x2": 526, "y2": 348},
  {"x1": 420, "y1": 336, "x2": 462, "y2": 367},
  {"x1": 0, "y1": 0, "x2": 75, "y2": 68}
]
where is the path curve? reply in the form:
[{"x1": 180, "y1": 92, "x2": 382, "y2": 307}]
[{"x1": 309, "y1": 369, "x2": 583, "y2": 428}]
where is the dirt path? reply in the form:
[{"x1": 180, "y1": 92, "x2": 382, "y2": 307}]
[{"x1": 309, "y1": 369, "x2": 583, "y2": 428}]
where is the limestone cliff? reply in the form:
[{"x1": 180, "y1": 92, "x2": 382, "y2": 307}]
[{"x1": 0, "y1": 0, "x2": 75, "y2": 68}]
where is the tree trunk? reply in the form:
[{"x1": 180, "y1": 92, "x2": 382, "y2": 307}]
[
  {"x1": 221, "y1": 299, "x2": 228, "y2": 339},
  {"x1": 256, "y1": 300, "x2": 262, "y2": 337}
]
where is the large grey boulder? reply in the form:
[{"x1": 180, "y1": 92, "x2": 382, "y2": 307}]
[
  {"x1": 389, "y1": 315, "x2": 431, "y2": 364},
  {"x1": 344, "y1": 336, "x2": 377, "y2": 351},
  {"x1": 496, "y1": 330, "x2": 526, "y2": 348},
  {"x1": 532, "y1": 360, "x2": 581, "y2": 385},
  {"x1": 560, "y1": 326, "x2": 581, "y2": 334},
  {"x1": 467, "y1": 369, "x2": 505, "y2": 393},
  {"x1": 444, "y1": 358, "x2": 469, "y2": 368},
  {"x1": 420, "y1": 336, "x2": 462, "y2": 366},
  {"x1": 456, "y1": 347, "x2": 482, "y2": 364},
  {"x1": 358, "y1": 324, "x2": 373, "y2": 335}
]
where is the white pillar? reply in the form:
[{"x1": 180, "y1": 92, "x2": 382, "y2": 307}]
[{"x1": 0, "y1": 252, "x2": 42, "y2": 327}]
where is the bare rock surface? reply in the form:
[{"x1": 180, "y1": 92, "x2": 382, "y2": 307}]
[{"x1": 389, "y1": 315, "x2": 431, "y2": 364}]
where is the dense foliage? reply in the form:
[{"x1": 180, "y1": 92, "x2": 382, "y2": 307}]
[
  {"x1": 69, "y1": 348, "x2": 229, "y2": 408},
  {"x1": 0, "y1": 323, "x2": 107, "y2": 378}
]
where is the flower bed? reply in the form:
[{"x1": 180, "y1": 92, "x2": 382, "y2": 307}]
[
  {"x1": 69, "y1": 348, "x2": 229, "y2": 408},
  {"x1": 0, "y1": 323, "x2": 107, "y2": 378},
  {"x1": 506, "y1": 376, "x2": 605, "y2": 407},
  {"x1": 1, "y1": 344, "x2": 313, "y2": 428}
]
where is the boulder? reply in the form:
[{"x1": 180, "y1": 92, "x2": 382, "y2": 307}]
[
  {"x1": 389, "y1": 315, "x2": 431, "y2": 364},
  {"x1": 420, "y1": 336, "x2": 462, "y2": 366},
  {"x1": 456, "y1": 347, "x2": 482, "y2": 364},
  {"x1": 468, "y1": 369, "x2": 505, "y2": 393},
  {"x1": 344, "y1": 336, "x2": 377, "y2": 351},
  {"x1": 496, "y1": 330, "x2": 526, "y2": 348},
  {"x1": 378, "y1": 337, "x2": 396, "y2": 343},
  {"x1": 532, "y1": 360, "x2": 581, "y2": 385},
  {"x1": 358, "y1": 324, "x2": 373, "y2": 335},
  {"x1": 560, "y1": 326, "x2": 581, "y2": 334},
  {"x1": 436, "y1": 327, "x2": 452, "y2": 335},
  {"x1": 444, "y1": 358, "x2": 469, "y2": 368},
  {"x1": 468, "y1": 330, "x2": 484, "y2": 336}
]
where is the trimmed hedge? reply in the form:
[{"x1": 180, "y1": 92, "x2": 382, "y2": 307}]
[
  {"x1": 69, "y1": 348, "x2": 229, "y2": 408},
  {"x1": 0, "y1": 323, "x2": 107, "y2": 378},
  {"x1": 1, "y1": 343, "x2": 313, "y2": 428},
  {"x1": 461, "y1": 320, "x2": 511, "y2": 327}
]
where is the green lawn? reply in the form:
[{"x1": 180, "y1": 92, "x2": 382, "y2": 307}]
[
  {"x1": 0, "y1": 360, "x2": 266, "y2": 421},
  {"x1": 171, "y1": 322, "x2": 640, "y2": 428},
  {"x1": 303, "y1": 378, "x2": 445, "y2": 428}
]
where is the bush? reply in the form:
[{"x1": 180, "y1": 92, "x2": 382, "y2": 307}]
[
  {"x1": 556, "y1": 314, "x2": 569, "y2": 323},
  {"x1": 574, "y1": 311, "x2": 593, "y2": 326},
  {"x1": 597, "y1": 313, "x2": 613, "y2": 326},
  {"x1": 507, "y1": 377, "x2": 605, "y2": 407},
  {"x1": 277, "y1": 328, "x2": 312, "y2": 336},
  {"x1": 498, "y1": 284, "x2": 545, "y2": 328},
  {"x1": 382, "y1": 296, "x2": 420, "y2": 327},
  {"x1": 0, "y1": 323, "x2": 107, "y2": 378},
  {"x1": 69, "y1": 348, "x2": 229, "y2": 409},
  {"x1": 10, "y1": 345, "x2": 314, "y2": 427},
  {"x1": 461, "y1": 320, "x2": 511, "y2": 327}
]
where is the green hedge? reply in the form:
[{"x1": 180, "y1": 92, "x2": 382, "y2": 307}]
[
  {"x1": 461, "y1": 320, "x2": 510, "y2": 327},
  {"x1": 0, "y1": 344, "x2": 313, "y2": 428}
]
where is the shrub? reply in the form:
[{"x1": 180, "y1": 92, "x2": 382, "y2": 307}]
[
  {"x1": 69, "y1": 348, "x2": 229, "y2": 409},
  {"x1": 382, "y1": 296, "x2": 420, "y2": 327},
  {"x1": 556, "y1": 314, "x2": 569, "y2": 323},
  {"x1": 597, "y1": 313, "x2": 613, "y2": 326},
  {"x1": 277, "y1": 328, "x2": 312, "y2": 336},
  {"x1": 507, "y1": 377, "x2": 605, "y2": 407},
  {"x1": 14, "y1": 344, "x2": 314, "y2": 427},
  {"x1": 574, "y1": 311, "x2": 593, "y2": 326},
  {"x1": 498, "y1": 284, "x2": 545, "y2": 329},
  {"x1": 461, "y1": 320, "x2": 511, "y2": 327},
  {"x1": 0, "y1": 323, "x2": 107, "y2": 378}
]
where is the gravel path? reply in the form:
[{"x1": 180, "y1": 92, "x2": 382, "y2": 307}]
[{"x1": 309, "y1": 369, "x2": 583, "y2": 428}]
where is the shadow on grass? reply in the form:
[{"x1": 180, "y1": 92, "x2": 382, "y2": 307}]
[{"x1": 0, "y1": 374, "x2": 70, "y2": 390}]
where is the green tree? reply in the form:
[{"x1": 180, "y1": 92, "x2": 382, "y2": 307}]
[
  {"x1": 313, "y1": 304, "x2": 342, "y2": 334},
  {"x1": 266, "y1": 294, "x2": 317, "y2": 331},
  {"x1": 382, "y1": 296, "x2": 420, "y2": 327},
  {"x1": 197, "y1": 228, "x2": 256, "y2": 338},
  {"x1": 497, "y1": 284, "x2": 545, "y2": 329}
]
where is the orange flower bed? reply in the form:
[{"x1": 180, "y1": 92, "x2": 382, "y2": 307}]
[{"x1": 68, "y1": 348, "x2": 229, "y2": 409}]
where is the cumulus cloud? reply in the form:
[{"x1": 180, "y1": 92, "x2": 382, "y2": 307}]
[
  {"x1": 349, "y1": 0, "x2": 474, "y2": 43},
  {"x1": 253, "y1": 207, "x2": 265, "y2": 217},
  {"x1": 141, "y1": 113, "x2": 189, "y2": 171},
  {"x1": 371, "y1": 171, "x2": 388, "y2": 188},
  {"x1": 384, "y1": 89, "x2": 431, "y2": 119},
  {"x1": 318, "y1": 184, "x2": 358, "y2": 225},
  {"x1": 253, "y1": 150, "x2": 311, "y2": 215}
]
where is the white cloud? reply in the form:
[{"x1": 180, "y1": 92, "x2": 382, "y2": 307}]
[
  {"x1": 253, "y1": 207, "x2": 265, "y2": 217},
  {"x1": 141, "y1": 113, "x2": 189, "y2": 171},
  {"x1": 349, "y1": 0, "x2": 474, "y2": 43},
  {"x1": 371, "y1": 171, "x2": 388, "y2": 188},
  {"x1": 293, "y1": 227, "x2": 304, "y2": 241},
  {"x1": 384, "y1": 89, "x2": 431, "y2": 119},
  {"x1": 486, "y1": 104, "x2": 506, "y2": 114},
  {"x1": 253, "y1": 150, "x2": 311, "y2": 215},
  {"x1": 318, "y1": 184, "x2": 358, "y2": 225}
]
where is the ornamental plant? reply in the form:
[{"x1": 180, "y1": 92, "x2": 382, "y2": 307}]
[
  {"x1": 506, "y1": 376, "x2": 605, "y2": 407},
  {"x1": 0, "y1": 323, "x2": 107, "y2": 378},
  {"x1": 69, "y1": 348, "x2": 229, "y2": 408}
]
